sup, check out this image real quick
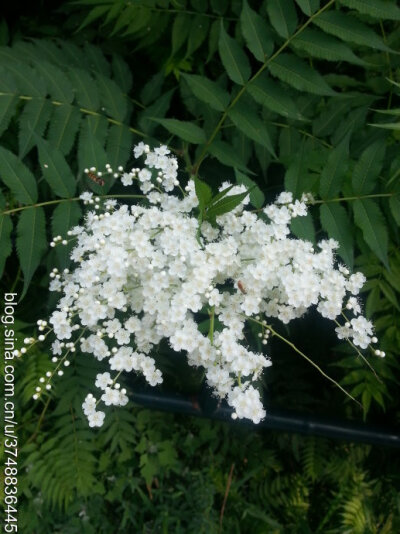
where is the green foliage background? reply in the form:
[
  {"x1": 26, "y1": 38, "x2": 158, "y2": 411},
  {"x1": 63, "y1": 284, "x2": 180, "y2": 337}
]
[{"x1": 0, "y1": 0, "x2": 400, "y2": 532}]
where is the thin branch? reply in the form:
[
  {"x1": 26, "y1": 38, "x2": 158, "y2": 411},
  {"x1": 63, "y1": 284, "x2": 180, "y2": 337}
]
[{"x1": 193, "y1": 0, "x2": 336, "y2": 173}]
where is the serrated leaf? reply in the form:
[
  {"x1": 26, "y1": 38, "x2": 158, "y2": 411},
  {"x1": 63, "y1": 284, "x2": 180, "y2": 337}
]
[
  {"x1": 266, "y1": 0, "x2": 298, "y2": 39},
  {"x1": 0, "y1": 146, "x2": 37, "y2": 203},
  {"x1": 182, "y1": 74, "x2": 230, "y2": 112},
  {"x1": 241, "y1": 0, "x2": 274, "y2": 62},
  {"x1": 312, "y1": 99, "x2": 354, "y2": 137},
  {"x1": 208, "y1": 139, "x2": 252, "y2": 174},
  {"x1": 96, "y1": 73, "x2": 127, "y2": 121},
  {"x1": 0, "y1": 60, "x2": 46, "y2": 96},
  {"x1": 339, "y1": 0, "x2": 400, "y2": 20},
  {"x1": 228, "y1": 103, "x2": 275, "y2": 157},
  {"x1": 151, "y1": 118, "x2": 206, "y2": 144},
  {"x1": 218, "y1": 21, "x2": 251, "y2": 85},
  {"x1": 290, "y1": 213, "x2": 315, "y2": 244},
  {"x1": 170, "y1": 13, "x2": 191, "y2": 57},
  {"x1": 354, "y1": 199, "x2": 388, "y2": 267},
  {"x1": 33, "y1": 60, "x2": 74, "y2": 103},
  {"x1": 105, "y1": 124, "x2": 133, "y2": 176},
  {"x1": 84, "y1": 42, "x2": 110, "y2": 77},
  {"x1": 320, "y1": 203, "x2": 354, "y2": 269},
  {"x1": 52, "y1": 202, "x2": 82, "y2": 270},
  {"x1": 291, "y1": 28, "x2": 366, "y2": 65},
  {"x1": 76, "y1": 4, "x2": 110, "y2": 32},
  {"x1": 284, "y1": 143, "x2": 308, "y2": 198},
  {"x1": 138, "y1": 89, "x2": 174, "y2": 135},
  {"x1": 319, "y1": 135, "x2": 350, "y2": 198},
  {"x1": 19, "y1": 98, "x2": 52, "y2": 158},
  {"x1": 47, "y1": 104, "x2": 81, "y2": 155},
  {"x1": 17, "y1": 207, "x2": 47, "y2": 299},
  {"x1": 352, "y1": 139, "x2": 386, "y2": 195},
  {"x1": 206, "y1": 191, "x2": 249, "y2": 220},
  {"x1": 186, "y1": 15, "x2": 209, "y2": 57},
  {"x1": 235, "y1": 169, "x2": 265, "y2": 208},
  {"x1": 112, "y1": 54, "x2": 133, "y2": 94},
  {"x1": 314, "y1": 11, "x2": 395, "y2": 53},
  {"x1": 37, "y1": 138, "x2": 76, "y2": 198},
  {"x1": 68, "y1": 67, "x2": 100, "y2": 110},
  {"x1": 379, "y1": 280, "x2": 400, "y2": 311},
  {"x1": 0, "y1": 94, "x2": 17, "y2": 137},
  {"x1": 0, "y1": 213, "x2": 12, "y2": 277},
  {"x1": 295, "y1": 0, "x2": 320, "y2": 15},
  {"x1": 248, "y1": 72, "x2": 305, "y2": 120},
  {"x1": 269, "y1": 53, "x2": 336, "y2": 96},
  {"x1": 78, "y1": 118, "x2": 108, "y2": 191}
]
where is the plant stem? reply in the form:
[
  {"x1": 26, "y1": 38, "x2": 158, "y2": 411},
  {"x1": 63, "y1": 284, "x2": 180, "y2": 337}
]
[
  {"x1": 245, "y1": 315, "x2": 362, "y2": 409},
  {"x1": 208, "y1": 306, "x2": 215, "y2": 344},
  {"x1": 0, "y1": 194, "x2": 147, "y2": 216}
]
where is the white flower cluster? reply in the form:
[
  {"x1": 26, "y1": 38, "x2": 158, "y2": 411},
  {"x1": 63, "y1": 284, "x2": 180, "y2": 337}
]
[{"x1": 41, "y1": 143, "x2": 379, "y2": 427}]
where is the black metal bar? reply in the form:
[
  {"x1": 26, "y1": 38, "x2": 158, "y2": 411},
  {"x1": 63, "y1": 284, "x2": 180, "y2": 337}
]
[{"x1": 131, "y1": 388, "x2": 400, "y2": 448}]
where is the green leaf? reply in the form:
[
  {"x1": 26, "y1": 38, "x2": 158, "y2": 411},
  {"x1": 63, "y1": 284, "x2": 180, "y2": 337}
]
[
  {"x1": 235, "y1": 169, "x2": 265, "y2": 208},
  {"x1": 379, "y1": 280, "x2": 400, "y2": 311},
  {"x1": 290, "y1": 213, "x2": 315, "y2": 244},
  {"x1": 0, "y1": 94, "x2": 17, "y2": 137},
  {"x1": 240, "y1": 0, "x2": 274, "y2": 62},
  {"x1": 353, "y1": 199, "x2": 388, "y2": 267},
  {"x1": 339, "y1": 0, "x2": 400, "y2": 20},
  {"x1": 0, "y1": 60, "x2": 46, "y2": 96},
  {"x1": 0, "y1": 146, "x2": 38, "y2": 203},
  {"x1": 352, "y1": 139, "x2": 386, "y2": 195},
  {"x1": 78, "y1": 118, "x2": 108, "y2": 190},
  {"x1": 37, "y1": 138, "x2": 76, "y2": 198},
  {"x1": 181, "y1": 74, "x2": 230, "y2": 112},
  {"x1": 16, "y1": 207, "x2": 47, "y2": 299},
  {"x1": 76, "y1": 4, "x2": 110, "y2": 32},
  {"x1": 52, "y1": 202, "x2": 82, "y2": 270},
  {"x1": 186, "y1": 15, "x2": 210, "y2": 57},
  {"x1": 170, "y1": 13, "x2": 191, "y2": 57},
  {"x1": 208, "y1": 184, "x2": 235, "y2": 207},
  {"x1": 208, "y1": 139, "x2": 252, "y2": 173},
  {"x1": 194, "y1": 176, "x2": 213, "y2": 211},
  {"x1": 0, "y1": 213, "x2": 12, "y2": 277},
  {"x1": 96, "y1": 73, "x2": 128, "y2": 121},
  {"x1": 19, "y1": 98, "x2": 52, "y2": 158},
  {"x1": 269, "y1": 53, "x2": 336, "y2": 96},
  {"x1": 68, "y1": 67, "x2": 100, "y2": 110},
  {"x1": 105, "y1": 124, "x2": 133, "y2": 177},
  {"x1": 33, "y1": 60, "x2": 74, "y2": 103},
  {"x1": 138, "y1": 89, "x2": 174, "y2": 135},
  {"x1": 319, "y1": 135, "x2": 350, "y2": 199},
  {"x1": 46, "y1": 104, "x2": 81, "y2": 155},
  {"x1": 228, "y1": 103, "x2": 275, "y2": 157},
  {"x1": 291, "y1": 28, "x2": 366, "y2": 65},
  {"x1": 389, "y1": 194, "x2": 400, "y2": 225},
  {"x1": 284, "y1": 146, "x2": 307, "y2": 198},
  {"x1": 313, "y1": 11, "x2": 395, "y2": 53},
  {"x1": 112, "y1": 54, "x2": 133, "y2": 94},
  {"x1": 320, "y1": 203, "x2": 354, "y2": 269},
  {"x1": 295, "y1": 0, "x2": 320, "y2": 16},
  {"x1": 370, "y1": 122, "x2": 400, "y2": 131},
  {"x1": 248, "y1": 73, "x2": 305, "y2": 120},
  {"x1": 218, "y1": 20, "x2": 251, "y2": 85},
  {"x1": 266, "y1": 0, "x2": 298, "y2": 39},
  {"x1": 206, "y1": 191, "x2": 249, "y2": 220},
  {"x1": 151, "y1": 118, "x2": 206, "y2": 144}
]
